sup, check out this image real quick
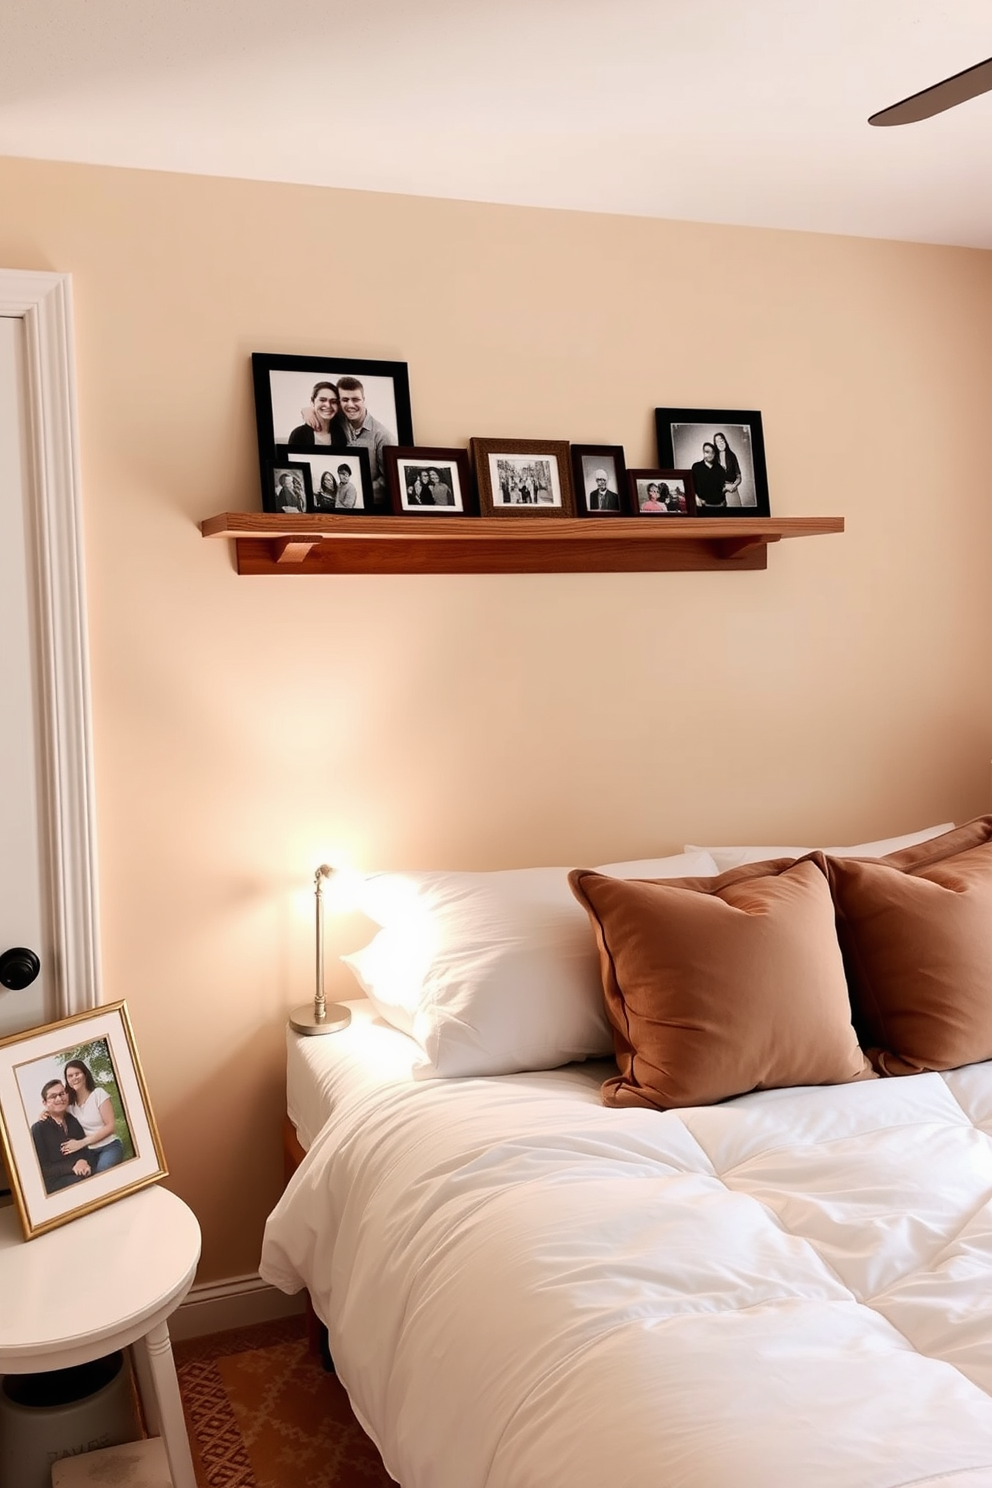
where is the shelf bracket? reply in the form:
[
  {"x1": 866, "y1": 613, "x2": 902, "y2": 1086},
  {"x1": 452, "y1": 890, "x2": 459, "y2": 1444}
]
[
  {"x1": 714, "y1": 534, "x2": 780, "y2": 561},
  {"x1": 271, "y1": 535, "x2": 325, "y2": 565}
]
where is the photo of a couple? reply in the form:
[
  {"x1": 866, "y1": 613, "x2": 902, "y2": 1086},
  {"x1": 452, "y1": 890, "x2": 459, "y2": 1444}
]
[
  {"x1": 686, "y1": 431, "x2": 749, "y2": 511},
  {"x1": 19, "y1": 1040, "x2": 134, "y2": 1196},
  {"x1": 291, "y1": 449, "x2": 370, "y2": 512},
  {"x1": 254, "y1": 355, "x2": 413, "y2": 513},
  {"x1": 0, "y1": 1001, "x2": 167, "y2": 1237},
  {"x1": 312, "y1": 462, "x2": 361, "y2": 511},
  {"x1": 285, "y1": 376, "x2": 393, "y2": 507},
  {"x1": 655, "y1": 408, "x2": 770, "y2": 518}
]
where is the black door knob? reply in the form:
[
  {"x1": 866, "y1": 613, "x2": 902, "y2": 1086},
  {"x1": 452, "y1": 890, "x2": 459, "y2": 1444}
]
[{"x1": 0, "y1": 948, "x2": 41, "y2": 991}]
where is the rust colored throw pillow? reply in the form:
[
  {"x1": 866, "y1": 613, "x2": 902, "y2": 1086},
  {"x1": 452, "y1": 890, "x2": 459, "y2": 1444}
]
[
  {"x1": 825, "y1": 816, "x2": 992, "y2": 1076},
  {"x1": 568, "y1": 859, "x2": 872, "y2": 1111}
]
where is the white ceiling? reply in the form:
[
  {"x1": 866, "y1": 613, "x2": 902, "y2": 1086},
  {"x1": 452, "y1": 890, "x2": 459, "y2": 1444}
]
[{"x1": 2, "y1": 0, "x2": 991, "y2": 248}]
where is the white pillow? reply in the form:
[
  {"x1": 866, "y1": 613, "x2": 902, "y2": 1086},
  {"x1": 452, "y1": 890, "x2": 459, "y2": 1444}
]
[
  {"x1": 684, "y1": 823, "x2": 954, "y2": 875},
  {"x1": 342, "y1": 850, "x2": 719, "y2": 1078}
]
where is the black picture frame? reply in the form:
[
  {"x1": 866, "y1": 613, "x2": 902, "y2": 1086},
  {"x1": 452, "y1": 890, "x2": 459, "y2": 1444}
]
[
  {"x1": 265, "y1": 459, "x2": 311, "y2": 515},
  {"x1": 385, "y1": 447, "x2": 476, "y2": 515},
  {"x1": 252, "y1": 353, "x2": 413, "y2": 511},
  {"x1": 628, "y1": 469, "x2": 695, "y2": 517},
  {"x1": 276, "y1": 444, "x2": 376, "y2": 514},
  {"x1": 570, "y1": 445, "x2": 629, "y2": 517},
  {"x1": 655, "y1": 408, "x2": 769, "y2": 517}
]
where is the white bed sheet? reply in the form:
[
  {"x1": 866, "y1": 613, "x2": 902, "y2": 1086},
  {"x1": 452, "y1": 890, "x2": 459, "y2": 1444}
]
[
  {"x1": 265, "y1": 1013, "x2": 992, "y2": 1488},
  {"x1": 286, "y1": 998, "x2": 424, "y2": 1150}
]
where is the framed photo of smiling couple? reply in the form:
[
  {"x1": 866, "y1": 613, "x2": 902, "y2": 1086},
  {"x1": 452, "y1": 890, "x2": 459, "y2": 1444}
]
[
  {"x1": 0, "y1": 1002, "x2": 167, "y2": 1239},
  {"x1": 655, "y1": 407, "x2": 770, "y2": 517},
  {"x1": 252, "y1": 352, "x2": 414, "y2": 512}
]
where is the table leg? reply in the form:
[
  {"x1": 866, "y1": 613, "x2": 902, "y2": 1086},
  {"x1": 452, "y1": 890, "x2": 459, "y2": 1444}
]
[
  {"x1": 130, "y1": 1339, "x2": 161, "y2": 1435},
  {"x1": 132, "y1": 1321, "x2": 197, "y2": 1488}
]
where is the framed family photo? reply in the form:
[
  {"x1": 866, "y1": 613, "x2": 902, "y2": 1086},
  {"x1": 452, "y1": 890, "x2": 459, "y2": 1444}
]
[
  {"x1": 570, "y1": 445, "x2": 629, "y2": 517},
  {"x1": 655, "y1": 408, "x2": 770, "y2": 517},
  {"x1": 0, "y1": 1002, "x2": 167, "y2": 1239},
  {"x1": 471, "y1": 438, "x2": 575, "y2": 519},
  {"x1": 252, "y1": 352, "x2": 413, "y2": 511},
  {"x1": 275, "y1": 444, "x2": 375, "y2": 513},
  {"x1": 385, "y1": 447, "x2": 475, "y2": 515},
  {"x1": 628, "y1": 468, "x2": 695, "y2": 516}
]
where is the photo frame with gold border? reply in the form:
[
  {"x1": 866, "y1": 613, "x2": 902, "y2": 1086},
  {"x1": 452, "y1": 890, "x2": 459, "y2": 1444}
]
[{"x1": 0, "y1": 1001, "x2": 167, "y2": 1239}]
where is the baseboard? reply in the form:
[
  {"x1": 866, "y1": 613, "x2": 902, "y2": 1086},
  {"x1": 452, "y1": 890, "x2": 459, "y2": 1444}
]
[{"x1": 170, "y1": 1272, "x2": 305, "y2": 1341}]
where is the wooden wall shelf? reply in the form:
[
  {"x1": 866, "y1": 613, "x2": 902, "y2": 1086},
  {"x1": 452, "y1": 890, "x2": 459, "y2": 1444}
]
[{"x1": 200, "y1": 512, "x2": 844, "y2": 575}]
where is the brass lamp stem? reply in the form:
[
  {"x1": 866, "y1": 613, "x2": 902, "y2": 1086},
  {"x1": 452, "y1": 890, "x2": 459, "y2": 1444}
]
[{"x1": 289, "y1": 864, "x2": 352, "y2": 1037}]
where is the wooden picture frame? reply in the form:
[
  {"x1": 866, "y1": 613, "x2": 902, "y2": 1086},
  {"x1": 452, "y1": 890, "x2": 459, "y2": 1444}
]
[
  {"x1": 0, "y1": 1002, "x2": 167, "y2": 1239},
  {"x1": 385, "y1": 447, "x2": 476, "y2": 515},
  {"x1": 655, "y1": 408, "x2": 770, "y2": 517},
  {"x1": 570, "y1": 445, "x2": 629, "y2": 517},
  {"x1": 252, "y1": 352, "x2": 413, "y2": 511},
  {"x1": 628, "y1": 468, "x2": 695, "y2": 516},
  {"x1": 275, "y1": 444, "x2": 375, "y2": 514},
  {"x1": 470, "y1": 438, "x2": 575, "y2": 518}
]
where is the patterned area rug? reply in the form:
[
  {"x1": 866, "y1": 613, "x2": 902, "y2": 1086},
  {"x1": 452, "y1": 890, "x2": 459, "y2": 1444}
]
[{"x1": 174, "y1": 1317, "x2": 396, "y2": 1487}]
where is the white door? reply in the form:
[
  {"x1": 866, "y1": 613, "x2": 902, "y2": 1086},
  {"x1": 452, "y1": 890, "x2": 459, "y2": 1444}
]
[
  {"x1": 0, "y1": 314, "x2": 48, "y2": 1036},
  {"x1": 0, "y1": 270, "x2": 100, "y2": 1040}
]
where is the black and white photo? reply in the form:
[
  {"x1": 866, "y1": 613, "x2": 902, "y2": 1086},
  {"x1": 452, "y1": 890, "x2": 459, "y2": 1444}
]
[
  {"x1": 570, "y1": 445, "x2": 628, "y2": 517},
  {"x1": 0, "y1": 1002, "x2": 167, "y2": 1239},
  {"x1": 628, "y1": 468, "x2": 694, "y2": 516},
  {"x1": 252, "y1": 353, "x2": 413, "y2": 511},
  {"x1": 385, "y1": 447, "x2": 474, "y2": 515},
  {"x1": 276, "y1": 445, "x2": 374, "y2": 513},
  {"x1": 655, "y1": 408, "x2": 769, "y2": 517},
  {"x1": 471, "y1": 438, "x2": 575, "y2": 518},
  {"x1": 266, "y1": 460, "x2": 311, "y2": 514}
]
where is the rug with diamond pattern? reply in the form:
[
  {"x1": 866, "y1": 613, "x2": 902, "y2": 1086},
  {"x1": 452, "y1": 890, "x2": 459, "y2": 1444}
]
[{"x1": 174, "y1": 1316, "x2": 395, "y2": 1488}]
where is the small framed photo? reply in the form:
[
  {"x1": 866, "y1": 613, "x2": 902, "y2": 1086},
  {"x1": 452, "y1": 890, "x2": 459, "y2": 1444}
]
[
  {"x1": 471, "y1": 438, "x2": 575, "y2": 518},
  {"x1": 275, "y1": 444, "x2": 375, "y2": 513},
  {"x1": 571, "y1": 445, "x2": 629, "y2": 517},
  {"x1": 265, "y1": 459, "x2": 311, "y2": 514},
  {"x1": 0, "y1": 1001, "x2": 167, "y2": 1239},
  {"x1": 385, "y1": 447, "x2": 475, "y2": 515},
  {"x1": 655, "y1": 408, "x2": 769, "y2": 517},
  {"x1": 252, "y1": 353, "x2": 413, "y2": 510},
  {"x1": 629, "y1": 469, "x2": 694, "y2": 516}
]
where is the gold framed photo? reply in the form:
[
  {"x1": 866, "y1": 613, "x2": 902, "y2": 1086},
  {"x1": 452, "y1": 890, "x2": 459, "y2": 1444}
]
[{"x1": 0, "y1": 1001, "x2": 167, "y2": 1239}]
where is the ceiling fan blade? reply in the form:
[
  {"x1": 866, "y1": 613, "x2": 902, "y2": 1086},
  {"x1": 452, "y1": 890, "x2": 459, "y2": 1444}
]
[{"x1": 869, "y1": 55, "x2": 992, "y2": 125}]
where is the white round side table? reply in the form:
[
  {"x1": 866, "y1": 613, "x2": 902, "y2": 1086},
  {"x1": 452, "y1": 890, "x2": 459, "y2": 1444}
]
[{"x1": 0, "y1": 1184, "x2": 201, "y2": 1488}]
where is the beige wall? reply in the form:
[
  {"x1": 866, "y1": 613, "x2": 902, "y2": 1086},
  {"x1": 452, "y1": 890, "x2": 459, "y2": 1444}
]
[{"x1": 2, "y1": 155, "x2": 991, "y2": 1280}]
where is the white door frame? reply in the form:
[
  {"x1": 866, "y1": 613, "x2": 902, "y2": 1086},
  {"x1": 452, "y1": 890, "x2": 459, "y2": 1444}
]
[{"x1": 0, "y1": 268, "x2": 100, "y2": 1019}]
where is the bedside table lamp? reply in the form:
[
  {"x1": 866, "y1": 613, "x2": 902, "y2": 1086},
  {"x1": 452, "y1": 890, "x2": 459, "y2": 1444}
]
[{"x1": 289, "y1": 864, "x2": 352, "y2": 1036}]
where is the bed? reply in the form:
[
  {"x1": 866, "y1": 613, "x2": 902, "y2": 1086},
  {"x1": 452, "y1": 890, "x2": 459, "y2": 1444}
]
[{"x1": 260, "y1": 824, "x2": 992, "y2": 1488}]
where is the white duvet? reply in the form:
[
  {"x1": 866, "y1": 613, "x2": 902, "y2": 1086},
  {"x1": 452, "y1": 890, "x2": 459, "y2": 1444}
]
[{"x1": 261, "y1": 1043, "x2": 992, "y2": 1488}]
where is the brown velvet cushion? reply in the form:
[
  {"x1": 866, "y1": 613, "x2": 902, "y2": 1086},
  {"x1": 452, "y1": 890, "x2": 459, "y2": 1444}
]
[
  {"x1": 568, "y1": 859, "x2": 872, "y2": 1110},
  {"x1": 825, "y1": 816, "x2": 992, "y2": 1076}
]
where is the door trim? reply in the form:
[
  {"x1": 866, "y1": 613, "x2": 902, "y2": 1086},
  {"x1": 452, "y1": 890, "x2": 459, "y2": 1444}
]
[{"x1": 0, "y1": 269, "x2": 100, "y2": 1018}]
